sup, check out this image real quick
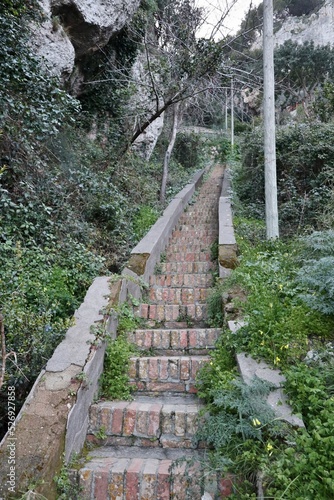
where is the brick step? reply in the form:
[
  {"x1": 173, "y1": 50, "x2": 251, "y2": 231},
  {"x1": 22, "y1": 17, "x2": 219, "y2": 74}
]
[
  {"x1": 170, "y1": 231, "x2": 217, "y2": 244},
  {"x1": 165, "y1": 251, "x2": 211, "y2": 263},
  {"x1": 129, "y1": 356, "x2": 210, "y2": 394},
  {"x1": 180, "y1": 205, "x2": 219, "y2": 215},
  {"x1": 177, "y1": 218, "x2": 218, "y2": 226},
  {"x1": 175, "y1": 223, "x2": 219, "y2": 230},
  {"x1": 150, "y1": 274, "x2": 214, "y2": 288},
  {"x1": 76, "y1": 447, "x2": 223, "y2": 500},
  {"x1": 159, "y1": 261, "x2": 216, "y2": 274},
  {"x1": 127, "y1": 328, "x2": 220, "y2": 353},
  {"x1": 179, "y1": 214, "x2": 217, "y2": 221},
  {"x1": 149, "y1": 287, "x2": 210, "y2": 304},
  {"x1": 88, "y1": 396, "x2": 204, "y2": 449},
  {"x1": 135, "y1": 303, "x2": 207, "y2": 323},
  {"x1": 166, "y1": 243, "x2": 211, "y2": 253}
]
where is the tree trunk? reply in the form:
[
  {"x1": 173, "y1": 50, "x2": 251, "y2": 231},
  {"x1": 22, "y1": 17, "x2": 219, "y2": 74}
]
[
  {"x1": 263, "y1": 0, "x2": 279, "y2": 238},
  {"x1": 160, "y1": 102, "x2": 180, "y2": 204}
]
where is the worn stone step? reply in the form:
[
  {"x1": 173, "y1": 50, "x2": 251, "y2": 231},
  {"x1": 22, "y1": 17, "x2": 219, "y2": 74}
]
[
  {"x1": 76, "y1": 447, "x2": 220, "y2": 500},
  {"x1": 88, "y1": 397, "x2": 204, "y2": 449},
  {"x1": 171, "y1": 229, "x2": 218, "y2": 246},
  {"x1": 166, "y1": 243, "x2": 211, "y2": 253},
  {"x1": 127, "y1": 328, "x2": 220, "y2": 354},
  {"x1": 149, "y1": 287, "x2": 210, "y2": 304},
  {"x1": 175, "y1": 223, "x2": 218, "y2": 231},
  {"x1": 129, "y1": 356, "x2": 210, "y2": 394},
  {"x1": 150, "y1": 273, "x2": 214, "y2": 288},
  {"x1": 135, "y1": 303, "x2": 207, "y2": 323},
  {"x1": 165, "y1": 251, "x2": 211, "y2": 263},
  {"x1": 159, "y1": 261, "x2": 216, "y2": 274}
]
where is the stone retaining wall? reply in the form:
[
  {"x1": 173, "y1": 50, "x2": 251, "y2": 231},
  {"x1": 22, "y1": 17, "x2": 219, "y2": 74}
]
[{"x1": 0, "y1": 168, "x2": 205, "y2": 498}]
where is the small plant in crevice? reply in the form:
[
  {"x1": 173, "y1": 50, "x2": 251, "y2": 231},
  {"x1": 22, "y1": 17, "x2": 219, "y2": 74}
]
[
  {"x1": 54, "y1": 455, "x2": 83, "y2": 500},
  {"x1": 176, "y1": 311, "x2": 194, "y2": 327},
  {"x1": 206, "y1": 284, "x2": 225, "y2": 327},
  {"x1": 94, "y1": 426, "x2": 107, "y2": 441},
  {"x1": 99, "y1": 295, "x2": 142, "y2": 400},
  {"x1": 116, "y1": 300, "x2": 143, "y2": 335},
  {"x1": 210, "y1": 239, "x2": 219, "y2": 262},
  {"x1": 100, "y1": 333, "x2": 137, "y2": 401},
  {"x1": 196, "y1": 338, "x2": 236, "y2": 402}
]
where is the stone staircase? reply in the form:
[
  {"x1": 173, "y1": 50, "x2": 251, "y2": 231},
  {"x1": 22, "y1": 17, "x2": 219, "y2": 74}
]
[{"x1": 77, "y1": 166, "x2": 226, "y2": 499}]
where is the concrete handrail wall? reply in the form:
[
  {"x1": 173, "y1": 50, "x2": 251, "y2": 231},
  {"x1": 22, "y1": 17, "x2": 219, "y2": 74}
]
[
  {"x1": 126, "y1": 169, "x2": 204, "y2": 282},
  {"x1": 0, "y1": 168, "x2": 206, "y2": 498},
  {"x1": 218, "y1": 168, "x2": 238, "y2": 278}
]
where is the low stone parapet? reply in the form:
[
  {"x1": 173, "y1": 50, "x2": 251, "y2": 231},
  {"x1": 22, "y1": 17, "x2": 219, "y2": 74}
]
[
  {"x1": 218, "y1": 170, "x2": 238, "y2": 277},
  {"x1": 127, "y1": 169, "x2": 205, "y2": 282}
]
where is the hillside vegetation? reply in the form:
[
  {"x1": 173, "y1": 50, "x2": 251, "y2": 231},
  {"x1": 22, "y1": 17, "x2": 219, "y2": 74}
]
[
  {"x1": 1, "y1": 2, "x2": 334, "y2": 496},
  {"x1": 0, "y1": 0, "x2": 209, "y2": 437}
]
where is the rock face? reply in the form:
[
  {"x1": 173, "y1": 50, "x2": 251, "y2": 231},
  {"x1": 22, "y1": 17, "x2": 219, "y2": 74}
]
[
  {"x1": 30, "y1": 0, "x2": 75, "y2": 79},
  {"x1": 252, "y1": 0, "x2": 334, "y2": 49},
  {"x1": 51, "y1": 0, "x2": 141, "y2": 57},
  {"x1": 273, "y1": 0, "x2": 334, "y2": 47},
  {"x1": 30, "y1": 0, "x2": 164, "y2": 157},
  {"x1": 31, "y1": 0, "x2": 141, "y2": 79}
]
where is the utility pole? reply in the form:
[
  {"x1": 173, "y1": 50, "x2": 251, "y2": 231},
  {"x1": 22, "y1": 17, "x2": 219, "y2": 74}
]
[
  {"x1": 225, "y1": 88, "x2": 228, "y2": 130},
  {"x1": 263, "y1": 0, "x2": 279, "y2": 238},
  {"x1": 231, "y1": 77, "x2": 234, "y2": 148}
]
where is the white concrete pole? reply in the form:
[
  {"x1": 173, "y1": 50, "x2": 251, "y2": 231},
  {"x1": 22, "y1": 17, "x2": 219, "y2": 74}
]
[
  {"x1": 231, "y1": 77, "x2": 234, "y2": 148},
  {"x1": 263, "y1": 0, "x2": 279, "y2": 238}
]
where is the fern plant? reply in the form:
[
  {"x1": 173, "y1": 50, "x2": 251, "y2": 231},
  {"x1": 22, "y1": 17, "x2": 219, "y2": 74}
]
[
  {"x1": 196, "y1": 376, "x2": 291, "y2": 495},
  {"x1": 296, "y1": 230, "x2": 334, "y2": 315},
  {"x1": 197, "y1": 377, "x2": 281, "y2": 447}
]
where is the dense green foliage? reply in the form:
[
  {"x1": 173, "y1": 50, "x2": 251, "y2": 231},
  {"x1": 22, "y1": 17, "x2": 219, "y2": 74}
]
[
  {"x1": 199, "y1": 214, "x2": 334, "y2": 497},
  {"x1": 296, "y1": 230, "x2": 334, "y2": 315},
  {"x1": 274, "y1": 41, "x2": 334, "y2": 110},
  {"x1": 198, "y1": 124, "x2": 334, "y2": 496},
  {"x1": 0, "y1": 0, "x2": 208, "y2": 440},
  {"x1": 234, "y1": 123, "x2": 334, "y2": 234}
]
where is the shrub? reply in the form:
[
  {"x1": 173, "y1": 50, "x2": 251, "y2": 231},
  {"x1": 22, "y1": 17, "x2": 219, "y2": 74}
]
[
  {"x1": 296, "y1": 230, "x2": 334, "y2": 315},
  {"x1": 200, "y1": 217, "x2": 334, "y2": 497},
  {"x1": 235, "y1": 123, "x2": 334, "y2": 234},
  {"x1": 172, "y1": 132, "x2": 205, "y2": 170}
]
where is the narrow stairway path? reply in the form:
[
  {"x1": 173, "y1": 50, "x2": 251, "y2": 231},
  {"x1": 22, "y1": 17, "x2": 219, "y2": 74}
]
[{"x1": 78, "y1": 165, "x2": 224, "y2": 499}]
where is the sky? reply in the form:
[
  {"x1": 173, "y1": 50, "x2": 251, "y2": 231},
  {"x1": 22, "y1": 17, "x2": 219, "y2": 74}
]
[{"x1": 196, "y1": 0, "x2": 263, "y2": 38}]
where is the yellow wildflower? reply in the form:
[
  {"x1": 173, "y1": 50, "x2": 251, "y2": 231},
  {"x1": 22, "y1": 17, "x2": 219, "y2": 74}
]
[
  {"x1": 274, "y1": 356, "x2": 280, "y2": 365},
  {"x1": 266, "y1": 443, "x2": 273, "y2": 451},
  {"x1": 252, "y1": 418, "x2": 261, "y2": 427}
]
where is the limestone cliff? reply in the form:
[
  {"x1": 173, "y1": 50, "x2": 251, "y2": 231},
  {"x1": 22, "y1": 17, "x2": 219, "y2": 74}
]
[
  {"x1": 30, "y1": 0, "x2": 164, "y2": 158},
  {"x1": 31, "y1": 0, "x2": 141, "y2": 79},
  {"x1": 252, "y1": 0, "x2": 334, "y2": 50}
]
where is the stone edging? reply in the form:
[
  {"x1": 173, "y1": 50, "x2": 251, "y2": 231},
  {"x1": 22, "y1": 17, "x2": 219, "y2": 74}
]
[
  {"x1": 0, "y1": 168, "x2": 206, "y2": 498},
  {"x1": 228, "y1": 321, "x2": 304, "y2": 429}
]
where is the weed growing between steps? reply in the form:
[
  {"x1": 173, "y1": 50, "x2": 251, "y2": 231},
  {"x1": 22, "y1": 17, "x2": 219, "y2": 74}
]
[
  {"x1": 100, "y1": 301, "x2": 141, "y2": 400},
  {"x1": 53, "y1": 453, "x2": 85, "y2": 500},
  {"x1": 101, "y1": 334, "x2": 137, "y2": 400},
  {"x1": 198, "y1": 218, "x2": 334, "y2": 498}
]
